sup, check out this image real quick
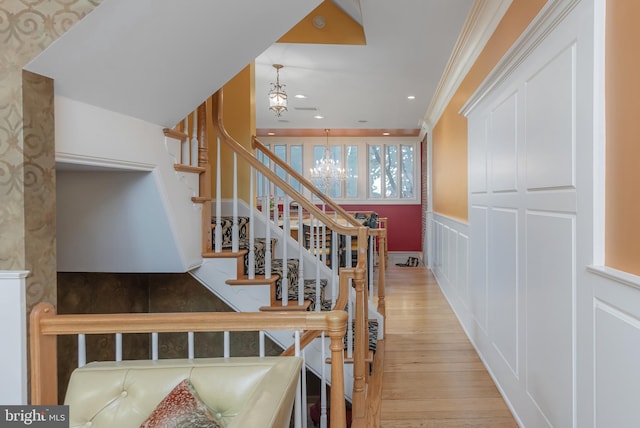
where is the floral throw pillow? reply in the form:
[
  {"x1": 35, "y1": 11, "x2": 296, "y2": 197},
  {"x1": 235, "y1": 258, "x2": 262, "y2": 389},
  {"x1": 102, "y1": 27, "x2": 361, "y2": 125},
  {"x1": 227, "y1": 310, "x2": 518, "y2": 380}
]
[{"x1": 140, "y1": 379, "x2": 223, "y2": 428}]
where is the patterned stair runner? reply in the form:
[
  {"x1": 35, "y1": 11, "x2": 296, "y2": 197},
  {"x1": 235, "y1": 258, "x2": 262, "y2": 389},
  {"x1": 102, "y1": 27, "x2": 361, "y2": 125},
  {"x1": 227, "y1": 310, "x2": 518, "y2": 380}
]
[{"x1": 213, "y1": 215, "x2": 377, "y2": 350}]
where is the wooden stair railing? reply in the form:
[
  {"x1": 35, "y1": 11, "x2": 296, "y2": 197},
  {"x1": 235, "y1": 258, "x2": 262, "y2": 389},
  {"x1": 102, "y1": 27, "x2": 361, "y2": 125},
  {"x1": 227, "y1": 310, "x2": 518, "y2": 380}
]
[
  {"x1": 163, "y1": 102, "x2": 213, "y2": 253},
  {"x1": 252, "y1": 136, "x2": 387, "y2": 314},
  {"x1": 212, "y1": 89, "x2": 372, "y2": 418},
  {"x1": 163, "y1": 87, "x2": 382, "y2": 425},
  {"x1": 29, "y1": 303, "x2": 348, "y2": 428}
]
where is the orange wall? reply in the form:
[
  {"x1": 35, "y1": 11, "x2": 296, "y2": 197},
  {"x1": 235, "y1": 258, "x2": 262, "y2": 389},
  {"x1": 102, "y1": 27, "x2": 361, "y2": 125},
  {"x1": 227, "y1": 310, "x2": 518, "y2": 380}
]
[
  {"x1": 209, "y1": 64, "x2": 255, "y2": 202},
  {"x1": 431, "y1": 0, "x2": 547, "y2": 221},
  {"x1": 605, "y1": 2, "x2": 640, "y2": 275}
]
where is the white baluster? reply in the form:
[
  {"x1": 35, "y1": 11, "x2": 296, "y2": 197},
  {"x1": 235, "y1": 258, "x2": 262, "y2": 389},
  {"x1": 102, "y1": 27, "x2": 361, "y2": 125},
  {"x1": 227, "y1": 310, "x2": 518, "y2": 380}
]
[
  {"x1": 259, "y1": 331, "x2": 265, "y2": 357},
  {"x1": 297, "y1": 204, "x2": 304, "y2": 306},
  {"x1": 224, "y1": 331, "x2": 230, "y2": 358},
  {"x1": 115, "y1": 333, "x2": 122, "y2": 362},
  {"x1": 248, "y1": 168, "x2": 255, "y2": 279},
  {"x1": 190, "y1": 109, "x2": 198, "y2": 166},
  {"x1": 264, "y1": 179, "x2": 272, "y2": 280},
  {"x1": 232, "y1": 153, "x2": 239, "y2": 253},
  {"x1": 188, "y1": 332, "x2": 194, "y2": 360},
  {"x1": 214, "y1": 137, "x2": 222, "y2": 253},
  {"x1": 151, "y1": 332, "x2": 158, "y2": 360},
  {"x1": 282, "y1": 193, "x2": 288, "y2": 307},
  {"x1": 315, "y1": 218, "x2": 321, "y2": 312},
  {"x1": 182, "y1": 117, "x2": 189, "y2": 165},
  {"x1": 77, "y1": 334, "x2": 86, "y2": 368}
]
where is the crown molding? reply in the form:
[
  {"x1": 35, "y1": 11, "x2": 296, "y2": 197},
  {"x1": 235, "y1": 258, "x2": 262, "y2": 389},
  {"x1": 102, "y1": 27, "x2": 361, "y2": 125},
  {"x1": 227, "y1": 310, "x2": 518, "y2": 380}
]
[
  {"x1": 256, "y1": 128, "x2": 419, "y2": 137},
  {"x1": 419, "y1": 0, "x2": 513, "y2": 141},
  {"x1": 460, "y1": 0, "x2": 581, "y2": 117}
]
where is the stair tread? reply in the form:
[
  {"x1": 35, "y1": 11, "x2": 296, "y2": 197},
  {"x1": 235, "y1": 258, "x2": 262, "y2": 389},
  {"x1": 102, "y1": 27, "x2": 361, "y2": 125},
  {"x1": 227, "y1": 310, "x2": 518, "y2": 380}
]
[
  {"x1": 260, "y1": 300, "x2": 311, "y2": 311},
  {"x1": 226, "y1": 275, "x2": 279, "y2": 286},
  {"x1": 202, "y1": 249, "x2": 248, "y2": 258},
  {"x1": 192, "y1": 196, "x2": 212, "y2": 203},
  {"x1": 163, "y1": 128, "x2": 188, "y2": 141},
  {"x1": 174, "y1": 164, "x2": 206, "y2": 174}
]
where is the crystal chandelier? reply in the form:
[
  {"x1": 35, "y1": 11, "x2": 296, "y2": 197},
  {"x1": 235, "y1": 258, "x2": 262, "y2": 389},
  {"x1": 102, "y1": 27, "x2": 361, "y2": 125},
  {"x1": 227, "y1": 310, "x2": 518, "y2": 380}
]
[
  {"x1": 309, "y1": 129, "x2": 346, "y2": 191},
  {"x1": 268, "y1": 64, "x2": 287, "y2": 117}
]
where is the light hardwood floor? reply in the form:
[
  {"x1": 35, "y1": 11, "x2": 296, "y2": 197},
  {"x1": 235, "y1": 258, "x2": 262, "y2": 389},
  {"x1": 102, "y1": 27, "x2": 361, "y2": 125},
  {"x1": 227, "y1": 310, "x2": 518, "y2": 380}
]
[{"x1": 377, "y1": 265, "x2": 518, "y2": 428}]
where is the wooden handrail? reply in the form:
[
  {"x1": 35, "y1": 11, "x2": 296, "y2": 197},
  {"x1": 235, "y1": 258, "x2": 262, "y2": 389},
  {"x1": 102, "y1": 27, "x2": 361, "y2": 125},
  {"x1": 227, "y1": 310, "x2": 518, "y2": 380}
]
[
  {"x1": 212, "y1": 88, "x2": 371, "y2": 421},
  {"x1": 213, "y1": 91, "x2": 362, "y2": 237},
  {"x1": 30, "y1": 302, "x2": 348, "y2": 428}
]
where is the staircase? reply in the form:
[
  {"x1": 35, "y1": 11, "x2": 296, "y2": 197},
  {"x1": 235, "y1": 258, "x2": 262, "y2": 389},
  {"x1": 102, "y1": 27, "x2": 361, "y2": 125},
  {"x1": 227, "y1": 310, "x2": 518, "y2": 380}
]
[{"x1": 159, "y1": 89, "x2": 386, "y2": 426}]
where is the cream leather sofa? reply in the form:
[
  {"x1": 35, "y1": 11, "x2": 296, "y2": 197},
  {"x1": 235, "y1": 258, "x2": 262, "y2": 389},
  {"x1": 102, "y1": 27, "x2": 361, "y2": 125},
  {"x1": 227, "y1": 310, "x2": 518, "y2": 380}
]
[{"x1": 63, "y1": 356, "x2": 302, "y2": 428}]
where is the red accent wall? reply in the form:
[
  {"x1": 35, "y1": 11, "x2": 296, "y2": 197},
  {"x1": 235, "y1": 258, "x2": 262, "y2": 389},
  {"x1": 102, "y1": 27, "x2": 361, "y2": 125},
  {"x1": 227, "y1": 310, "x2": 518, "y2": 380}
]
[{"x1": 336, "y1": 204, "x2": 422, "y2": 252}]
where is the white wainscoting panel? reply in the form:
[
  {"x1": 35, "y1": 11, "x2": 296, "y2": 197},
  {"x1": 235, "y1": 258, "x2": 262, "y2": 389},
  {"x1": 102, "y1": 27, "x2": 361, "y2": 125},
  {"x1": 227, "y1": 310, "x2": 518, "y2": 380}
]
[
  {"x1": 490, "y1": 92, "x2": 518, "y2": 192},
  {"x1": 431, "y1": 215, "x2": 469, "y2": 319},
  {"x1": 469, "y1": 206, "x2": 488, "y2": 332},
  {"x1": 488, "y1": 208, "x2": 518, "y2": 376},
  {"x1": 525, "y1": 44, "x2": 576, "y2": 191},
  {"x1": 458, "y1": 233, "x2": 469, "y2": 308},
  {"x1": 525, "y1": 211, "x2": 575, "y2": 428},
  {"x1": 594, "y1": 299, "x2": 640, "y2": 427},
  {"x1": 447, "y1": 226, "x2": 458, "y2": 289},
  {"x1": 441, "y1": 1, "x2": 602, "y2": 426}
]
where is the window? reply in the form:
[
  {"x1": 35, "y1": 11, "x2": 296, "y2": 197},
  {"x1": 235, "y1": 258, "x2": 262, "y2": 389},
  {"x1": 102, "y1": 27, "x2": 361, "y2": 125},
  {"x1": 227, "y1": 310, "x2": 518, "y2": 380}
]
[
  {"x1": 256, "y1": 144, "x2": 302, "y2": 198},
  {"x1": 369, "y1": 143, "x2": 415, "y2": 200},
  {"x1": 345, "y1": 145, "x2": 358, "y2": 198},
  {"x1": 258, "y1": 137, "x2": 418, "y2": 203}
]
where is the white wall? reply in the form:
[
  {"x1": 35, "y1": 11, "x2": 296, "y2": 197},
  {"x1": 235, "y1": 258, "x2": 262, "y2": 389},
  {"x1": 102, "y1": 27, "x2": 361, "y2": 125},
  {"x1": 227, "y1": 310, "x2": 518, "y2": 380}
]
[
  {"x1": 55, "y1": 96, "x2": 203, "y2": 272},
  {"x1": 431, "y1": 1, "x2": 640, "y2": 426},
  {"x1": 0, "y1": 271, "x2": 29, "y2": 404},
  {"x1": 57, "y1": 170, "x2": 184, "y2": 272}
]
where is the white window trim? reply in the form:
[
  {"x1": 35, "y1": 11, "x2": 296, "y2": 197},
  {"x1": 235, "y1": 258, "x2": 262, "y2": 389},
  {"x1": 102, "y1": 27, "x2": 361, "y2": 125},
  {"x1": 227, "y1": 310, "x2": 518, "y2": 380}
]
[{"x1": 259, "y1": 136, "x2": 421, "y2": 205}]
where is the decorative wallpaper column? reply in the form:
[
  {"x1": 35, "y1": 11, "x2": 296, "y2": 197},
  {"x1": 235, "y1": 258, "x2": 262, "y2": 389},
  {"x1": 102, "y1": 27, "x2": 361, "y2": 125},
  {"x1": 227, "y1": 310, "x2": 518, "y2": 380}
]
[{"x1": 0, "y1": 0, "x2": 102, "y2": 312}]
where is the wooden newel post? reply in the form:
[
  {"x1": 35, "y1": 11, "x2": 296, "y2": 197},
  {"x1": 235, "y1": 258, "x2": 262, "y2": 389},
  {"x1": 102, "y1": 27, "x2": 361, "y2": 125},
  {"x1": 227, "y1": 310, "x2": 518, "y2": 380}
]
[
  {"x1": 377, "y1": 228, "x2": 386, "y2": 316},
  {"x1": 197, "y1": 103, "x2": 208, "y2": 168},
  {"x1": 29, "y1": 302, "x2": 57, "y2": 405},
  {"x1": 328, "y1": 310, "x2": 348, "y2": 428},
  {"x1": 351, "y1": 226, "x2": 369, "y2": 420},
  {"x1": 199, "y1": 101, "x2": 212, "y2": 253}
]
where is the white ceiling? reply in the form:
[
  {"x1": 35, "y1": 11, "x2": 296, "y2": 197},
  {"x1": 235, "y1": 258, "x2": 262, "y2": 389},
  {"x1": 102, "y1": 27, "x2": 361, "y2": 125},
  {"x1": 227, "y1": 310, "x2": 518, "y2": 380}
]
[
  {"x1": 255, "y1": 0, "x2": 475, "y2": 132},
  {"x1": 25, "y1": 0, "x2": 510, "y2": 138},
  {"x1": 26, "y1": 0, "x2": 323, "y2": 128}
]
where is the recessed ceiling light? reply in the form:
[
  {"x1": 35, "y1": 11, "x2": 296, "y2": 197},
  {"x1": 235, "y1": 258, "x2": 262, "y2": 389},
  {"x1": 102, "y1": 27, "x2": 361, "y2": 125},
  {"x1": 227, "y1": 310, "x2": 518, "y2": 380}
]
[
  {"x1": 294, "y1": 94, "x2": 307, "y2": 99},
  {"x1": 382, "y1": 132, "x2": 390, "y2": 136},
  {"x1": 312, "y1": 15, "x2": 326, "y2": 29},
  {"x1": 267, "y1": 132, "x2": 275, "y2": 136},
  {"x1": 358, "y1": 120, "x2": 368, "y2": 123},
  {"x1": 407, "y1": 95, "x2": 416, "y2": 100},
  {"x1": 314, "y1": 115, "x2": 324, "y2": 119}
]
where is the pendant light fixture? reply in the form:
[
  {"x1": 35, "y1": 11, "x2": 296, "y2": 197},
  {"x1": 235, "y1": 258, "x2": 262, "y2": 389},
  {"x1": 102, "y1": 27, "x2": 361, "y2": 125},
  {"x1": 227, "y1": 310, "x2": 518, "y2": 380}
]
[{"x1": 268, "y1": 64, "x2": 288, "y2": 117}]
